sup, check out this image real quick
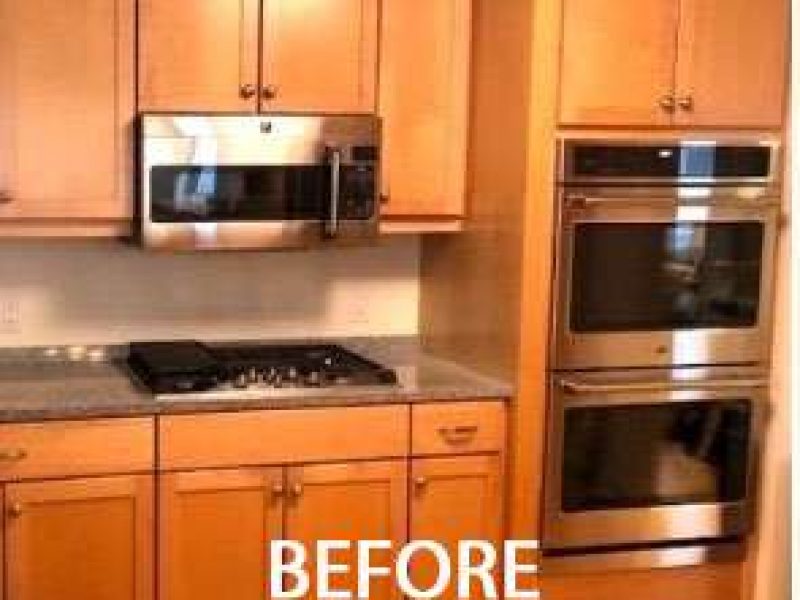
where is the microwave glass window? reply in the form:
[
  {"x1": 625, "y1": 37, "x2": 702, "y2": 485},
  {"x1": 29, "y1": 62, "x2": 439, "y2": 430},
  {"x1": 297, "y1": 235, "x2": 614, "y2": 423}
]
[
  {"x1": 150, "y1": 165, "x2": 329, "y2": 222},
  {"x1": 570, "y1": 222, "x2": 764, "y2": 332},
  {"x1": 561, "y1": 400, "x2": 751, "y2": 512}
]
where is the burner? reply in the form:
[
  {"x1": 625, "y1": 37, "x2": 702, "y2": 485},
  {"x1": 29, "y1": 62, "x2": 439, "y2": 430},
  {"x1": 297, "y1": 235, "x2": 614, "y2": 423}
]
[{"x1": 127, "y1": 341, "x2": 397, "y2": 395}]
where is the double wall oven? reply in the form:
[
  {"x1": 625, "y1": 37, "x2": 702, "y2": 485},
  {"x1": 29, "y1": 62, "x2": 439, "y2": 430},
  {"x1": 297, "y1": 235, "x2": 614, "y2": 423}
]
[{"x1": 543, "y1": 140, "x2": 780, "y2": 560}]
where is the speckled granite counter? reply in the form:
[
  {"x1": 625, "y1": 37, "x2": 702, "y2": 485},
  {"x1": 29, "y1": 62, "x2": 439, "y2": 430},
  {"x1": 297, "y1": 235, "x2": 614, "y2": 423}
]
[{"x1": 0, "y1": 338, "x2": 513, "y2": 423}]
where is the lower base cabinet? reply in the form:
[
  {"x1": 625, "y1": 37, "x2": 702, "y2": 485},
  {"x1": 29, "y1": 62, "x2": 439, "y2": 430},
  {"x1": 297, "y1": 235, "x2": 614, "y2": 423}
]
[
  {"x1": 540, "y1": 563, "x2": 744, "y2": 600},
  {"x1": 5, "y1": 475, "x2": 154, "y2": 600}
]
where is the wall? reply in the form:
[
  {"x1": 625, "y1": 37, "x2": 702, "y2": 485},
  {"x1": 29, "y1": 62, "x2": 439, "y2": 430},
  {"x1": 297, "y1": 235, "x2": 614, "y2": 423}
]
[{"x1": 0, "y1": 237, "x2": 420, "y2": 346}]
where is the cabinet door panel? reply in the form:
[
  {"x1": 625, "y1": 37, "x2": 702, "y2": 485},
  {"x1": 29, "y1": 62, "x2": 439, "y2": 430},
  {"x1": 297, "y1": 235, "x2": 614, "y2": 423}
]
[
  {"x1": 139, "y1": 0, "x2": 260, "y2": 111},
  {"x1": 559, "y1": 0, "x2": 679, "y2": 126},
  {"x1": 410, "y1": 455, "x2": 503, "y2": 599},
  {"x1": 286, "y1": 461, "x2": 407, "y2": 599},
  {"x1": 674, "y1": 0, "x2": 787, "y2": 128},
  {"x1": 0, "y1": 0, "x2": 134, "y2": 219},
  {"x1": 261, "y1": 0, "x2": 378, "y2": 112},
  {"x1": 6, "y1": 475, "x2": 153, "y2": 600},
  {"x1": 379, "y1": 0, "x2": 471, "y2": 217},
  {"x1": 159, "y1": 469, "x2": 283, "y2": 600}
]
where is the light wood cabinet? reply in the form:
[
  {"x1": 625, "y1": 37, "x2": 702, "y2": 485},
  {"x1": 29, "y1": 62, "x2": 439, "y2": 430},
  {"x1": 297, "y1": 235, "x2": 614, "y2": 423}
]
[
  {"x1": 139, "y1": 0, "x2": 378, "y2": 114},
  {"x1": 379, "y1": 0, "x2": 471, "y2": 219},
  {"x1": 286, "y1": 461, "x2": 407, "y2": 599},
  {"x1": 159, "y1": 469, "x2": 283, "y2": 600},
  {"x1": 5, "y1": 475, "x2": 154, "y2": 600},
  {"x1": 560, "y1": 0, "x2": 787, "y2": 128},
  {"x1": 409, "y1": 455, "x2": 503, "y2": 599},
  {"x1": 0, "y1": 0, "x2": 135, "y2": 220}
]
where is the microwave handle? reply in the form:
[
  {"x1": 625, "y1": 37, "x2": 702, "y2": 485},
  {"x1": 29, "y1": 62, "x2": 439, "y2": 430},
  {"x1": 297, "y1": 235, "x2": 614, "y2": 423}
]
[
  {"x1": 325, "y1": 146, "x2": 343, "y2": 238},
  {"x1": 558, "y1": 377, "x2": 769, "y2": 394}
]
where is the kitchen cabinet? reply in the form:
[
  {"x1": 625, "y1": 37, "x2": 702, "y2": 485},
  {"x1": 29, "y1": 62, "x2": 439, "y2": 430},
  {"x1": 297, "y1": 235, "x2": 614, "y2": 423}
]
[
  {"x1": 559, "y1": 0, "x2": 787, "y2": 128},
  {"x1": 139, "y1": 0, "x2": 378, "y2": 114},
  {"x1": 0, "y1": 0, "x2": 135, "y2": 221},
  {"x1": 159, "y1": 469, "x2": 283, "y2": 600},
  {"x1": 5, "y1": 475, "x2": 154, "y2": 600},
  {"x1": 379, "y1": 0, "x2": 472, "y2": 221},
  {"x1": 159, "y1": 461, "x2": 407, "y2": 600},
  {"x1": 409, "y1": 455, "x2": 504, "y2": 599}
]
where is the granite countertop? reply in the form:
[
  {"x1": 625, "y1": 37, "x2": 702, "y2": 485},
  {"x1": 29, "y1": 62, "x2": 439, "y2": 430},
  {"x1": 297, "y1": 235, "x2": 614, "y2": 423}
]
[{"x1": 0, "y1": 338, "x2": 513, "y2": 423}]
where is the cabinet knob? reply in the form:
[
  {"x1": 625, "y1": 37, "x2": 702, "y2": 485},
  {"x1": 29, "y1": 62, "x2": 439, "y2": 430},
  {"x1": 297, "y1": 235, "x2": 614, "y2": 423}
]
[
  {"x1": 0, "y1": 191, "x2": 12, "y2": 205},
  {"x1": 658, "y1": 95, "x2": 676, "y2": 113},
  {"x1": 261, "y1": 84, "x2": 279, "y2": 101},
  {"x1": 271, "y1": 483, "x2": 285, "y2": 498},
  {"x1": 677, "y1": 96, "x2": 694, "y2": 112},
  {"x1": 239, "y1": 84, "x2": 257, "y2": 99},
  {"x1": 290, "y1": 483, "x2": 303, "y2": 498},
  {"x1": 0, "y1": 449, "x2": 27, "y2": 461},
  {"x1": 413, "y1": 477, "x2": 428, "y2": 492},
  {"x1": 7, "y1": 503, "x2": 23, "y2": 519}
]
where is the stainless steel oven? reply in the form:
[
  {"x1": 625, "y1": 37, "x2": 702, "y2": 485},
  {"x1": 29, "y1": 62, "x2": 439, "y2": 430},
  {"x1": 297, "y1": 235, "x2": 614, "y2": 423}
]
[
  {"x1": 542, "y1": 366, "x2": 766, "y2": 551},
  {"x1": 552, "y1": 139, "x2": 781, "y2": 370},
  {"x1": 139, "y1": 113, "x2": 380, "y2": 250}
]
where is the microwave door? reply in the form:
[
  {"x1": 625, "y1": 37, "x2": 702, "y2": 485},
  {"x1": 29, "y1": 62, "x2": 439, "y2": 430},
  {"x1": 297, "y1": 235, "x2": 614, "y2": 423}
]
[{"x1": 552, "y1": 195, "x2": 779, "y2": 369}]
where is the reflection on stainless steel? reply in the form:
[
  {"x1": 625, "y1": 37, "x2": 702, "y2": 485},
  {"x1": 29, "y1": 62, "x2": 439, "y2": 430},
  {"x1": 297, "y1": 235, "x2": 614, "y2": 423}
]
[
  {"x1": 541, "y1": 540, "x2": 746, "y2": 573},
  {"x1": 542, "y1": 367, "x2": 766, "y2": 551},
  {"x1": 138, "y1": 114, "x2": 381, "y2": 251},
  {"x1": 552, "y1": 139, "x2": 780, "y2": 370}
]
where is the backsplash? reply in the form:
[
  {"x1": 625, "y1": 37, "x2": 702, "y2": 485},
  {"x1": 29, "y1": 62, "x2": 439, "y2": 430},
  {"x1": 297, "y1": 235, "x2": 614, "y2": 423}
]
[{"x1": 0, "y1": 238, "x2": 420, "y2": 347}]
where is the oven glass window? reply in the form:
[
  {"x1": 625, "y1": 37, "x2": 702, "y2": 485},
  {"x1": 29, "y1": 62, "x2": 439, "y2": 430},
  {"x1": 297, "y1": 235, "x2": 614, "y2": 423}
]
[
  {"x1": 570, "y1": 222, "x2": 764, "y2": 332},
  {"x1": 149, "y1": 165, "x2": 329, "y2": 222},
  {"x1": 561, "y1": 400, "x2": 751, "y2": 511}
]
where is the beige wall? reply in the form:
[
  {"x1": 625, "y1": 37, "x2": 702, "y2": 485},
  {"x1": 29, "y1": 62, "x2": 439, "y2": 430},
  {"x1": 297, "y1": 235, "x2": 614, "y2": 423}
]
[{"x1": 0, "y1": 237, "x2": 420, "y2": 346}]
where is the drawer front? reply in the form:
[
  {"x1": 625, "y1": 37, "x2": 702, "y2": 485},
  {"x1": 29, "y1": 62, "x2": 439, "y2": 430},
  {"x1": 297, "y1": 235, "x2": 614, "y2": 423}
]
[
  {"x1": 412, "y1": 401, "x2": 505, "y2": 456},
  {"x1": 159, "y1": 405, "x2": 410, "y2": 470},
  {"x1": 0, "y1": 418, "x2": 155, "y2": 481}
]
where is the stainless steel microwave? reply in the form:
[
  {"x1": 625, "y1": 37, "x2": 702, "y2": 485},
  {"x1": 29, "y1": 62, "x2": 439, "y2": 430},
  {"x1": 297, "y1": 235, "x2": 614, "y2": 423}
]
[{"x1": 138, "y1": 114, "x2": 381, "y2": 250}]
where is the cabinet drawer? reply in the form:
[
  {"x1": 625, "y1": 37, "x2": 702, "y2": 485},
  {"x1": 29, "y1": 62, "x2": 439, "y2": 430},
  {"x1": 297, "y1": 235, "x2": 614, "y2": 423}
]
[
  {"x1": 412, "y1": 401, "x2": 505, "y2": 456},
  {"x1": 159, "y1": 405, "x2": 410, "y2": 470},
  {"x1": 0, "y1": 418, "x2": 154, "y2": 481}
]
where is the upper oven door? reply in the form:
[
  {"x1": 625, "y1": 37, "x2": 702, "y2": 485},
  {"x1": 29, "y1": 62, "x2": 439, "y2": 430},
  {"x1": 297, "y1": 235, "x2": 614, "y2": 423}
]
[
  {"x1": 140, "y1": 114, "x2": 379, "y2": 250},
  {"x1": 543, "y1": 368, "x2": 766, "y2": 550},
  {"x1": 552, "y1": 190, "x2": 779, "y2": 370}
]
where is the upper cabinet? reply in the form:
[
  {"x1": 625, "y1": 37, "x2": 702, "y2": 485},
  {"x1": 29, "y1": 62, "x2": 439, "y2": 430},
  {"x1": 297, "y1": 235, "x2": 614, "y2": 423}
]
[
  {"x1": 379, "y1": 0, "x2": 472, "y2": 220},
  {"x1": 560, "y1": 0, "x2": 787, "y2": 128},
  {"x1": 0, "y1": 0, "x2": 134, "y2": 221},
  {"x1": 139, "y1": 0, "x2": 378, "y2": 114}
]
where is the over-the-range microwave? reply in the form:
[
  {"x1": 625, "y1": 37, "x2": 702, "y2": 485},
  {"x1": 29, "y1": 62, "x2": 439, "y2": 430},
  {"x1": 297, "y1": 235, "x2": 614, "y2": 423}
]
[{"x1": 137, "y1": 113, "x2": 381, "y2": 251}]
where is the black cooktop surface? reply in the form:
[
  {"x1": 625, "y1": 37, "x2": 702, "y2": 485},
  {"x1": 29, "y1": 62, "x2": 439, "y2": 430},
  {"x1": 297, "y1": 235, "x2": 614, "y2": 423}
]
[{"x1": 128, "y1": 341, "x2": 398, "y2": 395}]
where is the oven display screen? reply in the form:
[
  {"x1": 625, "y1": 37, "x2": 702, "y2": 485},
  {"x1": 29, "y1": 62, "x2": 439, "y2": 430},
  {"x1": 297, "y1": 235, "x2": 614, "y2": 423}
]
[
  {"x1": 561, "y1": 400, "x2": 751, "y2": 511},
  {"x1": 570, "y1": 222, "x2": 764, "y2": 332}
]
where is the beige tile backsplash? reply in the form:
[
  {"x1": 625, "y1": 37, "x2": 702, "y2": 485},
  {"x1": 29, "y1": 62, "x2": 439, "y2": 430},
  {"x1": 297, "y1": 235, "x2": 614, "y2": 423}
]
[{"x1": 0, "y1": 237, "x2": 420, "y2": 347}]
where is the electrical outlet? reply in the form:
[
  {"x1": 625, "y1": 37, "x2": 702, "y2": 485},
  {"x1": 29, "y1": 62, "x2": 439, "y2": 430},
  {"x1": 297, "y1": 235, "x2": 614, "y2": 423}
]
[{"x1": 0, "y1": 299, "x2": 21, "y2": 334}]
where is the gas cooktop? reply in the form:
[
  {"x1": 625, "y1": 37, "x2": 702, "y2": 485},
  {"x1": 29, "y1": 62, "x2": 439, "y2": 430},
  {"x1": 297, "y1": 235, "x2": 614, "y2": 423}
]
[{"x1": 127, "y1": 341, "x2": 398, "y2": 397}]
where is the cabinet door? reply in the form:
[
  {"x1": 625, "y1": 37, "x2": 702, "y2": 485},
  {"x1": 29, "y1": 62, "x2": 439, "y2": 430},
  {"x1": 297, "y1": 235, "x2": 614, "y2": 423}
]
[
  {"x1": 286, "y1": 461, "x2": 407, "y2": 599},
  {"x1": 159, "y1": 469, "x2": 283, "y2": 600},
  {"x1": 261, "y1": 0, "x2": 378, "y2": 112},
  {"x1": 379, "y1": 0, "x2": 471, "y2": 218},
  {"x1": 559, "y1": 0, "x2": 679, "y2": 127},
  {"x1": 674, "y1": 0, "x2": 787, "y2": 128},
  {"x1": 0, "y1": 0, "x2": 134, "y2": 219},
  {"x1": 5, "y1": 475, "x2": 153, "y2": 600},
  {"x1": 410, "y1": 455, "x2": 503, "y2": 599},
  {"x1": 139, "y1": 0, "x2": 260, "y2": 111}
]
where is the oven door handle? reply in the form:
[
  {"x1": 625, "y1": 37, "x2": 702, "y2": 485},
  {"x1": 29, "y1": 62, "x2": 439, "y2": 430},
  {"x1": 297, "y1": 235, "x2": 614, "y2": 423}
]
[
  {"x1": 325, "y1": 146, "x2": 343, "y2": 238},
  {"x1": 565, "y1": 195, "x2": 781, "y2": 209},
  {"x1": 558, "y1": 377, "x2": 769, "y2": 394}
]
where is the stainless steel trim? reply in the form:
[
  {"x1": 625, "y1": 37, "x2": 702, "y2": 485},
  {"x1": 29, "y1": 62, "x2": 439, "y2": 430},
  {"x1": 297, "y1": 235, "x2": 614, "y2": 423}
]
[
  {"x1": 542, "y1": 368, "x2": 766, "y2": 550},
  {"x1": 326, "y1": 146, "x2": 342, "y2": 238},
  {"x1": 558, "y1": 376, "x2": 769, "y2": 394},
  {"x1": 565, "y1": 193, "x2": 782, "y2": 210},
  {"x1": 541, "y1": 541, "x2": 745, "y2": 573}
]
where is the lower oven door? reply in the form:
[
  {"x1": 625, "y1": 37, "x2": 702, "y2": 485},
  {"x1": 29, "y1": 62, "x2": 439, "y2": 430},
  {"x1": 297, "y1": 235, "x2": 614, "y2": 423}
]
[
  {"x1": 542, "y1": 368, "x2": 766, "y2": 550},
  {"x1": 552, "y1": 191, "x2": 779, "y2": 369}
]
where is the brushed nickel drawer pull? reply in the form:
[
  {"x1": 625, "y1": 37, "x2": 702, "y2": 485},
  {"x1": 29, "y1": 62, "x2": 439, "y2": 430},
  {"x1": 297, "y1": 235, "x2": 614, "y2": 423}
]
[
  {"x1": 438, "y1": 425, "x2": 479, "y2": 445},
  {"x1": 0, "y1": 449, "x2": 27, "y2": 461}
]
